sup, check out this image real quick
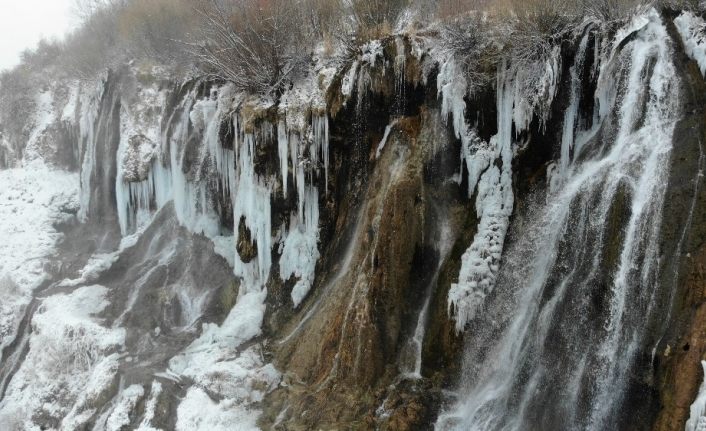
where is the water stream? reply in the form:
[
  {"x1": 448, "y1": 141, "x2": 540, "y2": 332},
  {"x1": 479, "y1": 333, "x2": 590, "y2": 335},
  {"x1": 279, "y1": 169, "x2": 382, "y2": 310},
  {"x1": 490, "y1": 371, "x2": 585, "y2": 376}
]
[{"x1": 437, "y1": 11, "x2": 680, "y2": 431}]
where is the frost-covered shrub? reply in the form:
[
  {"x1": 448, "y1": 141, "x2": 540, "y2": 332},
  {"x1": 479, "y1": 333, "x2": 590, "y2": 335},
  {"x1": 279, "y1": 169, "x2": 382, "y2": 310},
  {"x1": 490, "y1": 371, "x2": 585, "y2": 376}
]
[
  {"x1": 504, "y1": 0, "x2": 577, "y2": 66},
  {"x1": 663, "y1": 0, "x2": 706, "y2": 11},
  {"x1": 115, "y1": 0, "x2": 196, "y2": 67},
  {"x1": 350, "y1": 0, "x2": 410, "y2": 34},
  {"x1": 579, "y1": 0, "x2": 651, "y2": 24},
  {"x1": 435, "y1": 0, "x2": 499, "y2": 18},
  {"x1": 190, "y1": 0, "x2": 309, "y2": 95},
  {"x1": 0, "y1": 68, "x2": 37, "y2": 154},
  {"x1": 440, "y1": 13, "x2": 501, "y2": 93}
]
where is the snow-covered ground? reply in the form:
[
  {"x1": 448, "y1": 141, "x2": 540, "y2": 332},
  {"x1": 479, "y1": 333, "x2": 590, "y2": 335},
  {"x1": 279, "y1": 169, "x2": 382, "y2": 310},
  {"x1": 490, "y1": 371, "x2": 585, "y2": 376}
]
[
  {"x1": 0, "y1": 160, "x2": 78, "y2": 353},
  {"x1": 0, "y1": 285, "x2": 126, "y2": 429}
]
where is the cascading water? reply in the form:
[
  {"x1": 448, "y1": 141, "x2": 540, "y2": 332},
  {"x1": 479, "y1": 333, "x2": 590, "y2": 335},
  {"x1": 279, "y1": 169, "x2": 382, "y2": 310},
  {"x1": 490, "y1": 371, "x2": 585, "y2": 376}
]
[{"x1": 437, "y1": 10, "x2": 680, "y2": 431}]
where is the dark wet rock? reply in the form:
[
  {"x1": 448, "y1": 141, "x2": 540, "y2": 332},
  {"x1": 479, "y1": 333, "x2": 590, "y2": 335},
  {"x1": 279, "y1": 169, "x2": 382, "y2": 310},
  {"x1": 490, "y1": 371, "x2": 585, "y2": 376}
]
[{"x1": 237, "y1": 216, "x2": 258, "y2": 263}]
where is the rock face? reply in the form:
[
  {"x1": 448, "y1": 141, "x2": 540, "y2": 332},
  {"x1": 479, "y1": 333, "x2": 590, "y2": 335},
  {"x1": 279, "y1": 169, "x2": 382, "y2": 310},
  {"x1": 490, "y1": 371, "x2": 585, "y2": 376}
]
[
  {"x1": 1, "y1": 9, "x2": 706, "y2": 431},
  {"x1": 652, "y1": 13, "x2": 706, "y2": 431}
]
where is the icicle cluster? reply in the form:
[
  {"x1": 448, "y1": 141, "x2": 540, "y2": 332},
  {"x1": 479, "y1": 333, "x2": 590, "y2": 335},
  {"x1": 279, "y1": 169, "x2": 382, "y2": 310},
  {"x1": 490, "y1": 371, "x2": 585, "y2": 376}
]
[
  {"x1": 276, "y1": 114, "x2": 329, "y2": 306},
  {"x1": 439, "y1": 49, "x2": 561, "y2": 331}
]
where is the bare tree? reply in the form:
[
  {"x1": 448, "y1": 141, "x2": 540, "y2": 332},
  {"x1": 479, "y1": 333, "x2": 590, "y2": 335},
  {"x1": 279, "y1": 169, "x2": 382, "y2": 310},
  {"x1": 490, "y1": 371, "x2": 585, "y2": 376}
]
[
  {"x1": 441, "y1": 12, "x2": 501, "y2": 92},
  {"x1": 188, "y1": 0, "x2": 309, "y2": 96},
  {"x1": 502, "y1": 0, "x2": 577, "y2": 66}
]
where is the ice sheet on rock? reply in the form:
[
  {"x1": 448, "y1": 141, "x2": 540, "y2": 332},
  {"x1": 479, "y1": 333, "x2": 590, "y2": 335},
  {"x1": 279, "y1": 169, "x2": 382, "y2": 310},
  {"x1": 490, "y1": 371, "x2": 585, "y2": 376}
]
[
  {"x1": 376, "y1": 120, "x2": 398, "y2": 159},
  {"x1": 0, "y1": 286, "x2": 125, "y2": 429},
  {"x1": 687, "y1": 361, "x2": 706, "y2": 431},
  {"x1": 59, "y1": 231, "x2": 141, "y2": 288},
  {"x1": 361, "y1": 40, "x2": 384, "y2": 67},
  {"x1": 77, "y1": 79, "x2": 107, "y2": 221},
  {"x1": 445, "y1": 63, "x2": 517, "y2": 332},
  {"x1": 280, "y1": 186, "x2": 320, "y2": 307},
  {"x1": 232, "y1": 134, "x2": 273, "y2": 289},
  {"x1": 675, "y1": 11, "x2": 706, "y2": 77},
  {"x1": 341, "y1": 61, "x2": 360, "y2": 100}
]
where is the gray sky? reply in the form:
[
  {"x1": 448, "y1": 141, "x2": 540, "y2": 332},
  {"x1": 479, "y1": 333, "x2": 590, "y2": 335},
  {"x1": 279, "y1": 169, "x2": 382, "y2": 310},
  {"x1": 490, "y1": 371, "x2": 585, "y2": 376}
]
[{"x1": 0, "y1": 0, "x2": 76, "y2": 71}]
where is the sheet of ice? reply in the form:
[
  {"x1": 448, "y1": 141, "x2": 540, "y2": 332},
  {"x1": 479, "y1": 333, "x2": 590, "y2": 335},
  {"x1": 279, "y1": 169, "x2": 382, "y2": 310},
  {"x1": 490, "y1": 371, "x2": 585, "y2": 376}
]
[
  {"x1": 376, "y1": 120, "x2": 398, "y2": 159},
  {"x1": 675, "y1": 11, "x2": 706, "y2": 77},
  {"x1": 77, "y1": 79, "x2": 106, "y2": 222},
  {"x1": 169, "y1": 290, "x2": 280, "y2": 431},
  {"x1": 686, "y1": 361, "x2": 706, "y2": 431},
  {"x1": 58, "y1": 231, "x2": 141, "y2": 288},
  {"x1": 0, "y1": 160, "x2": 78, "y2": 353},
  {"x1": 280, "y1": 186, "x2": 320, "y2": 307}
]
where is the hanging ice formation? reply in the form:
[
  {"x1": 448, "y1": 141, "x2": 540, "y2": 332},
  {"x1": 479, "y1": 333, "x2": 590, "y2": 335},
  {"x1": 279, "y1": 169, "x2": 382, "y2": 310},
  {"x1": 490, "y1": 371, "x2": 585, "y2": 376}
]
[
  {"x1": 276, "y1": 113, "x2": 328, "y2": 307},
  {"x1": 437, "y1": 9, "x2": 680, "y2": 430},
  {"x1": 90, "y1": 77, "x2": 330, "y2": 304},
  {"x1": 439, "y1": 48, "x2": 561, "y2": 331}
]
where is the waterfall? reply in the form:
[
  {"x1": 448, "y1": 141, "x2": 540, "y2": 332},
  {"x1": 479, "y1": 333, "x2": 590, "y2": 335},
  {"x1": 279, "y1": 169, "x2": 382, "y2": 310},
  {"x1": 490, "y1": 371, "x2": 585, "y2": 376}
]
[{"x1": 437, "y1": 10, "x2": 679, "y2": 431}]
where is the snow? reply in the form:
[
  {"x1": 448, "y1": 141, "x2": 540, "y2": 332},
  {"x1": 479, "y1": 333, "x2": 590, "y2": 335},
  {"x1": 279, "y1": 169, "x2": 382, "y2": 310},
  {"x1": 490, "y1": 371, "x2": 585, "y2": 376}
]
[
  {"x1": 361, "y1": 40, "x2": 384, "y2": 67},
  {"x1": 105, "y1": 384, "x2": 145, "y2": 431},
  {"x1": 169, "y1": 289, "x2": 280, "y2": 431},
  {"x1": 675, "y1": 11, "x2": 706, "y2": 77},
  {"x1": 686, "y1": 361, "x2": 706, "y2": 431},
  {"x1": 137, "y1": 381, "x2": 163, "y2": 430},
  {"x1": 0, "y1": 160, "x2": 78, "y2": 353},
  {"x1": 22, "y1": 89, "x2": 57, "y2": 162},
  {"x1": 0, "y1": 286, "x2": 125, "y2": 429},
  {"x1": 177, "y1": 387, "x2": 260, "y2": 431}
]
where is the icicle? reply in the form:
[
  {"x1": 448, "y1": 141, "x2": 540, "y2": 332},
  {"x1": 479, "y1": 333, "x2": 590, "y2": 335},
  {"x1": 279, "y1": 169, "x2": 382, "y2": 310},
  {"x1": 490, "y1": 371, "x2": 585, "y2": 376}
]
[
  {"x1": 280, "y1": 185, "x2": 320, "y2": 307},
  {"x1": 556, "y1": 30, "x2": 591, "y2": 188},
  {"x1": 395, "y1": 36, "x2": 406, "y2": 116},
  {"x1": 278, "y1": 120, "x2": 289, "y2": 196},
  {"x1": 311, "y1": 115, "x2": 330, "y2": 194},
  {"x1": 376, "y1": 120, "x2": 397, "y2": 159},
  {"x1": 77, "y1": 81, "x2": 104, "y2": 222},
  {"x1": 232, "y1": 133, "x2": 273, "y2": 290},
  {"x1": 447, "y1": 63, "x2": 515, "y2": 332}
]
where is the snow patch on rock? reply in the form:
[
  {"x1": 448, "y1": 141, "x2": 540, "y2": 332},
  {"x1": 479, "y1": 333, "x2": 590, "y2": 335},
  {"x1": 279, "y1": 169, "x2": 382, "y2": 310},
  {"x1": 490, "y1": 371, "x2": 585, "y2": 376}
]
[{"x1": 675, "y1": 11, "x2": 706, "y2": 77}]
